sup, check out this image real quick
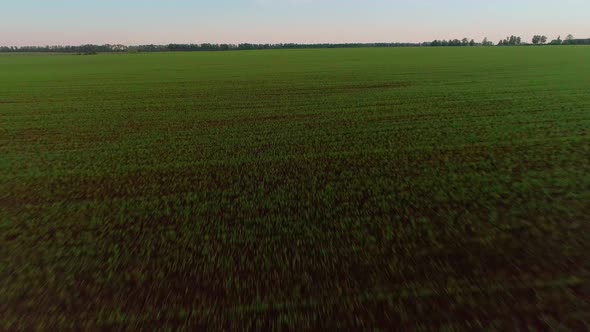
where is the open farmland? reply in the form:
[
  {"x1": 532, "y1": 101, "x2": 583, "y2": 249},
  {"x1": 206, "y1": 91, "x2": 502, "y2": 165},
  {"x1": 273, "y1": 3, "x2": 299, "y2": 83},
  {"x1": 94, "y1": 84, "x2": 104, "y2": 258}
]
[{"x1": 2, "y1": 47, "x2": 590, "y2": 330}]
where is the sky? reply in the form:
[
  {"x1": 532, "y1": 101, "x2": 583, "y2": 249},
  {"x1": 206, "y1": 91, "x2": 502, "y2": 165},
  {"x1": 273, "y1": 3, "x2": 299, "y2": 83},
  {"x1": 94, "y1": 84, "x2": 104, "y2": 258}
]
[{"x1": 1, "y1": 0, "x2": 589, "y2": 46}]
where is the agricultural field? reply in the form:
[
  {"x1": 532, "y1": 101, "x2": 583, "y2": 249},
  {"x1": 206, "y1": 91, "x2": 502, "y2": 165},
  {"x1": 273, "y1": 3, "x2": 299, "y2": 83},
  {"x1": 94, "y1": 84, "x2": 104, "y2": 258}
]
[{"x1": 1, "y1": 47, "x2": 590, "y2": 330}]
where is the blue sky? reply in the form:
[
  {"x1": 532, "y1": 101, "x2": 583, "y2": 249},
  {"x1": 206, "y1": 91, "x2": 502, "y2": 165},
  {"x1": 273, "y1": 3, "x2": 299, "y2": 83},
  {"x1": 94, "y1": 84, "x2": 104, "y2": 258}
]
[{"x1": 1, "y1": 0, "x2": 588, "y2": 45}]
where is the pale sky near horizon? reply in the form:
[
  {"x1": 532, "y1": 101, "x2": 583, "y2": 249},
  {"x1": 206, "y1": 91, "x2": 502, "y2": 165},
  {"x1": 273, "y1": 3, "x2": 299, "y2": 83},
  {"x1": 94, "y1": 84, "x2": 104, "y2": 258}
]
[{"x1": 1, "y1": 0, "x2": 588, "y2": 46}]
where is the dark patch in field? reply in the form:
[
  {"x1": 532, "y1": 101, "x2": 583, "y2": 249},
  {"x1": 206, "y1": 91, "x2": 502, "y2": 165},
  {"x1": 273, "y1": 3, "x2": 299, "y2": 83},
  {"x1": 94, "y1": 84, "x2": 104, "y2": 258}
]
[
  {"x1": 9, "y1": 127, "x2": 50, "y2": 143},
  {"x1": 254, "y1": 81, "x2": 412, "y2": 99},
  {"x1": 202, "y1": 113, "x2": 319, "y2": 128},
  {"x1": 337, "y1": 81, "x2": 412, "y2": 91},
  {"x1": 308, "y1": 81, "x2": 412, "y2": 95}
]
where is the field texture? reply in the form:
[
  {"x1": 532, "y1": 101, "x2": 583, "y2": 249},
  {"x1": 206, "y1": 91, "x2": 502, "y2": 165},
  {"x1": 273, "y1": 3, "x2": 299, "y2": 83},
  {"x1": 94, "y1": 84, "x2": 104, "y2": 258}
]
[{"x1": 2, "y1": 47, "x2": 590, "y2": 330}]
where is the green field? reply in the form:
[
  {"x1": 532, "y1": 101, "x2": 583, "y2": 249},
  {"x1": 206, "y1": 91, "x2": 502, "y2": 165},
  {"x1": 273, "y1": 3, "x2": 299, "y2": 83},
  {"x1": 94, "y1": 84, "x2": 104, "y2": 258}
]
[{"x1": 2, "y1": 47, "x2": 590, "y2": 330}]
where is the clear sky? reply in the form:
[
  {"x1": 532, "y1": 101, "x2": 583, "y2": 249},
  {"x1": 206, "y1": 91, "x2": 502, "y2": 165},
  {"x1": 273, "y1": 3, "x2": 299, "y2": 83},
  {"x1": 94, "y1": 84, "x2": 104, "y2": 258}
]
[{"x1": 1, "y1": 0, "x2": 588, "y2": 46}]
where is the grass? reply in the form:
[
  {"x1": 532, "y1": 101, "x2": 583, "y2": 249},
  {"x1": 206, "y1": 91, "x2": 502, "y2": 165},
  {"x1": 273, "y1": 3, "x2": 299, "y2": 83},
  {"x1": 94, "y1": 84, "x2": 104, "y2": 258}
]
[{"x1": 1, "y1": 46, "x2": 590, "y2": 330}]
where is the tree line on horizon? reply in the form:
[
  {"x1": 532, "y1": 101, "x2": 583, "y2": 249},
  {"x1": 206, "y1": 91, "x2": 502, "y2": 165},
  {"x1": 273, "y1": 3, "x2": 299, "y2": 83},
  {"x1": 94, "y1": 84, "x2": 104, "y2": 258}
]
[
  {"x1": 431, "y1": 34, "x2": 584, "y2": 47},
  {"x1": 1, "y1": 35, "x2": 588, "y2": 54}
]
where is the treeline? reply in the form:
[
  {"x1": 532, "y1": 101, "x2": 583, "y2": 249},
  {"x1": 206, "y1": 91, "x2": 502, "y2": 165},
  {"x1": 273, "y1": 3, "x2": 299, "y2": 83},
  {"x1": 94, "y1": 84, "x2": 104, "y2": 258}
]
[
  {"x1": 1, "y1": 37, "x2": 588, "y2": 53},
  {"x1": 169, "y1": 42, "x2": 423, "y2": 51},
  {"x1": 0, "y1": 42, "x2": 422, "y2": 54},
  {"x1": 430, "y1": 38, "x2": 478, "y2": 47},
  {"x1": 0, "y1": 44, "x2": 128, "y2": 54},
  {"x1": 430, "y1": 34, "x2": 590, "y2": 47}
]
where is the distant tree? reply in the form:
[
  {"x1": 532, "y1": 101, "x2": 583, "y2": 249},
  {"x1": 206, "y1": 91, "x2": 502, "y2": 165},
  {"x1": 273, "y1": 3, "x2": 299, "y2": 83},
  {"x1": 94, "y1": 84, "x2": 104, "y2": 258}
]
[
  {"x1": 502, "y1": 36, "x2": 522, "y2": 46},
  {"x1": 483, "y1": 37, "x2": 494, "y2": 46},
  {"x1": 446, "y1": 39, "x2": 458, "y2": 46},
  {"x1": 541, "y1": 36, "x2": 548, "y2": 44},
  {"x1": 509, "y1": 36, "x2": 516, "y2": 45},
  {"x1": 452, "y1": 39, "x2": 462, "y2": 46},
  {"x1": 549, "y1": 36, "x2": 562, "y2": 45},
  {"x1": 469, "y1": 39, "x2": 475, "y2": 46},
  {"x1": 462, "y1": 38, "x2": 469, "y2": 46},
  {"x1": 566, "y1": 34, "x2": 574, "y2": 41},
  {"x1": 532, "y1": 35, "x2": 541, "y2": 45}
]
